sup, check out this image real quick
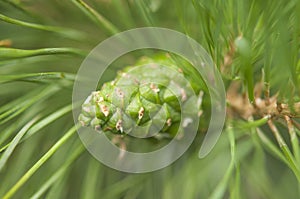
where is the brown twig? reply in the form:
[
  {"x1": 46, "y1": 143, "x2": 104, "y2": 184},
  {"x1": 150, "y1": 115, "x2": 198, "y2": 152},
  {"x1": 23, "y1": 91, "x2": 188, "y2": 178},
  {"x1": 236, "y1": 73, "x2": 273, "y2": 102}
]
[
  {"x1": 227, "y1": 80, "x2": 300, "y2": 120},
  {"x1": 264, "y1": 82, "x2": 270, "y2": 106},
  {"x1": 285, "y1": 115, "x2": 296, "y2": 139},
  {"x1": 221, "y1": 41, "x2": 235, "y2": 74},
  {"x1": 267, "y1": 120, "x2": 286, "y2": 147}
]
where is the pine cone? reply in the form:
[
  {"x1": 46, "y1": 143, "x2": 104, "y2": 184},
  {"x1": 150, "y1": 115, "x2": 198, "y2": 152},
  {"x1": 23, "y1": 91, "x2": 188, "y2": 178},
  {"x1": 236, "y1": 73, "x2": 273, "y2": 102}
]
[{"x1": 78, "y1": 54, "x2": 204, "y2": 138}]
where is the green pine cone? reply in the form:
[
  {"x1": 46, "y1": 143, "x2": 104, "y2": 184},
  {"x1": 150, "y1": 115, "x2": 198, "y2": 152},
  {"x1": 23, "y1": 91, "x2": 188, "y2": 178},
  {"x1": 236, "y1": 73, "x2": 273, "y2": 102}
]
[{"x1": 78, "y1": 53, "x2": 204, "y2": 138}]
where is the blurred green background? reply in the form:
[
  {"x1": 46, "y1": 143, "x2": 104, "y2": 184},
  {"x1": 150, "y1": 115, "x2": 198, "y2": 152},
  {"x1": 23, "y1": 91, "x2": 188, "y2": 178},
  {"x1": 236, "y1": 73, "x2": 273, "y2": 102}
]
[{"x1": 0, "y1": 0, "x2": 300, "y2": 198}]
